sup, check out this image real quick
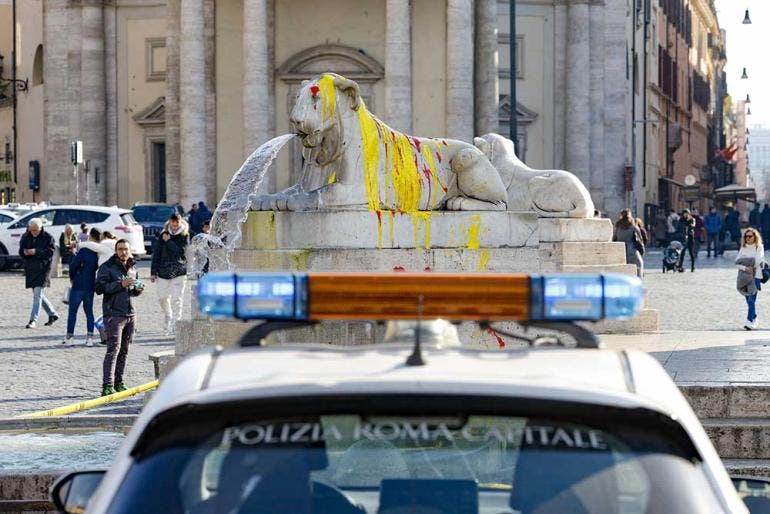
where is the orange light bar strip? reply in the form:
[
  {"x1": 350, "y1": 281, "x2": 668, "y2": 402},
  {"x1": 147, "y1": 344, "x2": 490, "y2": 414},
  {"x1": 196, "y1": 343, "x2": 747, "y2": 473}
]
[{"x1": 306, "y1": 273, "x2": 530, "y2": 321}]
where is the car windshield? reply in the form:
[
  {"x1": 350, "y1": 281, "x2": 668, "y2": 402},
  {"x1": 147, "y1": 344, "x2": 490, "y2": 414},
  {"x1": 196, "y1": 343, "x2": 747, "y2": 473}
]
[
  {"x1": 132, "y1": 206, "x2": 174, "y2": 223},
  {"x1": 107, "y1": 403, "x2": 721, "y2": 514}
]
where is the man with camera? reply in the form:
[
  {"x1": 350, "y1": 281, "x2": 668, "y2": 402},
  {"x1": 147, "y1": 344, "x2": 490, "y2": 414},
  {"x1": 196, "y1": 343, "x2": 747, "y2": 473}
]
[{"x1": 95, "y1": 239, "x2": 144, "y2": 396}]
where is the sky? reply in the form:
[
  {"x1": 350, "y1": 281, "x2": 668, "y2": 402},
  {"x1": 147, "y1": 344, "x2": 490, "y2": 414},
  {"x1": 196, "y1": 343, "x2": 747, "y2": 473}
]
[{"x1": 715, "y1": 0, "x2": 770, "y2": 127}]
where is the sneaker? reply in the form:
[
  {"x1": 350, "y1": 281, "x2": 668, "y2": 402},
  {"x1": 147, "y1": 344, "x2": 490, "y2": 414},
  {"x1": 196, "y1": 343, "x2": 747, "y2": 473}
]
[
  {"x1": 99, "y1": 339, "x2": 107, "y2": 346},
  {"x1": 101, "y1": 385, "x2": 116, "y2": 396},
  {"x1": 744, "y1": 320, "x2": 754, "y2": 330},
  {"x1": 25, "y1": 320, "x2": 37, "y2": 329},
  {"x1": 85, "y1": 335, "x2": 94, "y2": 347},
  {"x1": 114, "y1": 383, "x2": 127, "y2": 393},
  {"x1": 751, "y1": 319, "x2": 759, "y2": 330},
  {"x1": 44, "y1": 314, "x2": 59, "y2": 326},
  {"x1": 61, "y1": 336, "x2": 75, "y2": 345}
]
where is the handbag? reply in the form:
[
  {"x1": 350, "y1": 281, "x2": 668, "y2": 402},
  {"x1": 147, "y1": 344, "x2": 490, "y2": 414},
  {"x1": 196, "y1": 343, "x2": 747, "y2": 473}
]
[
  {"x1": 633, "y1": 232, "x2": 646, "y2": 256},
  {"x1": 62, "y1": 286, "x2": 71, "y2": 305},
  {"x1": 762, "y1": 264, "x2": 770, "y2": 284}
]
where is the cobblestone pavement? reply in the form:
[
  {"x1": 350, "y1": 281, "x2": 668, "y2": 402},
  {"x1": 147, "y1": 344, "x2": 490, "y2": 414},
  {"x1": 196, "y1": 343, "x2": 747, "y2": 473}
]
[
  {"x1": 0, "y1": 250, "x2": 765, "y2": 417},
  {"x1": 0, "y1": 261, "x2": 186, "y2": 417}
]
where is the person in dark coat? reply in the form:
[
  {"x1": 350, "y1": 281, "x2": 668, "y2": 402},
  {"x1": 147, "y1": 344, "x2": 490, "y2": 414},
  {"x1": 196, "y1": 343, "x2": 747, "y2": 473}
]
[
  {"x1": 95, "y1": 239, "x2": 144, "y2": 396},
  {"x1": 761, "y1": 203, "x2": 770, "y2": 250},
  {"x1": 675, "y1": 209, "x2": 697, "y2": 272},
  {"x1": 62, "y1": 228, "x2": 101, "y2": 346},
  {"x1": 151, "y1": 213, "x2": 189, "y2": 335},
  {"x1": 19, "y1": 218, "x2": 59, "y2": 328}
]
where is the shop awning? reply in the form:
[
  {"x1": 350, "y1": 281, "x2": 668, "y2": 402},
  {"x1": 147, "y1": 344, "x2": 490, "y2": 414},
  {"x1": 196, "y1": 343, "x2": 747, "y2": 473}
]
[{"x1": 713, "y1": 184, "x2": 756, "y2": 202}]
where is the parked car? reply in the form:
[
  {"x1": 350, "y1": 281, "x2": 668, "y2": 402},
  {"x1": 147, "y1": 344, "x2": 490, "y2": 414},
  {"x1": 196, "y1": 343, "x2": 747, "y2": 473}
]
[
  {"x1": 131, "y1": 203, "x2": 185, "y2": 254},
  {"x1": 51, "y1": 272, "x2": 770, "y2": 513},
  {"x1": 0, "y1": 205, "x2": 145, "y2": 270}
]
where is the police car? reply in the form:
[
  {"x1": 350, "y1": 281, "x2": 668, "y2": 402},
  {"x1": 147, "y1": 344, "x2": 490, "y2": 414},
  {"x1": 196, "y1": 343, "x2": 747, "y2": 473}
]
[{"x1": 52, "y1": 272, "x2": 770, "y2": 513}]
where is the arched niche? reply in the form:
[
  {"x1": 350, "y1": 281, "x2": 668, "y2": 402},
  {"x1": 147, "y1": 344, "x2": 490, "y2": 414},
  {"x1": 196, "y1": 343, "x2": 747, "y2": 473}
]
[
  {"x1": 277, "y1": 45, "x2": 384, "y2": 184},
  {"x1": 32, "y1": 45, "x2": 44, "y2": 86}
]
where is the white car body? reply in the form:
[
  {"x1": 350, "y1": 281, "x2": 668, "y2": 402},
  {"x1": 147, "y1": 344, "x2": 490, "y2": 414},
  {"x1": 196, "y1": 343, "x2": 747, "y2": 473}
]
[
  {"x1": 0, "y1": 205, "x2": 145, "y2": 259},
  {"x1": 86, "y1": 343, "x2": 748, "y2": 513},
  {"x1": 0, "y1": 209, "x2": 18, "y2": 227}
]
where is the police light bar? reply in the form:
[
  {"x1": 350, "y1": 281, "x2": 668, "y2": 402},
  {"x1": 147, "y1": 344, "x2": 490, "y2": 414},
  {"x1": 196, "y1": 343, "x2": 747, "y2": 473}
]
[{"x1": 197, "y1": 272, "x2": 643, "y2": 322}]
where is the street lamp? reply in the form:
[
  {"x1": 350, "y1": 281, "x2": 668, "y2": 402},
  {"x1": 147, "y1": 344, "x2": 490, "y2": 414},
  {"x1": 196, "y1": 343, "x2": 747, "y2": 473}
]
[
  {"x1": 741, "y1": 67, "x2": 749, "y2": 79},
  {"x1": 743, "y1": 8, "x2": 752, "y2": 24}
]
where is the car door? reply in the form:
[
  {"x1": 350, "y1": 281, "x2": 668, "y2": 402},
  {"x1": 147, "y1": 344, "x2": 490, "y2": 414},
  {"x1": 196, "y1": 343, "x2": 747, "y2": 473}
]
[{"x1": 2, "y1": 209, "x2": 57, "y2": 255}]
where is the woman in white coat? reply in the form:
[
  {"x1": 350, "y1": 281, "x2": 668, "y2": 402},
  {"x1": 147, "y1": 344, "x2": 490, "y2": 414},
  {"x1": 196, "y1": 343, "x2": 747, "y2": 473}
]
[{"x1": 736, "y1": 227, "x2": 767, "y2": 330}]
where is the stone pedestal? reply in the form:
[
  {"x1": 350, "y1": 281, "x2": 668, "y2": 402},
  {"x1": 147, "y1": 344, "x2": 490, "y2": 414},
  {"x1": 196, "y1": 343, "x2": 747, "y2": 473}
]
[{"x1": 173, "y1": 211, "x2": 658, "y2": 361}]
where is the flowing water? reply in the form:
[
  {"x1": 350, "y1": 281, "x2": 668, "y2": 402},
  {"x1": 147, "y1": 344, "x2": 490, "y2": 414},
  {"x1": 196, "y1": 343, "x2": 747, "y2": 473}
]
[
  {"x1": 190, "y1": 133, "x2": 296, "y2": 276},
  {"x1": 0, "y1": 431, "x2": 124, "y2": 471}
]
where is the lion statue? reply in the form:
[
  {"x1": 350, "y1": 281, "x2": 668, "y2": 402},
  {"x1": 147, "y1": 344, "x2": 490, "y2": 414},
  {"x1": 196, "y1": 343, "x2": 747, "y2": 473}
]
[
  {"x1": 474, "y1": 133, "x2": 594, "y2": 218},
  {"x1": 252, "y1": 73, "x2": 508, "y2": 212},
  {"x1": 252, "y1": 73, "x2": 594, "y2": 218}
]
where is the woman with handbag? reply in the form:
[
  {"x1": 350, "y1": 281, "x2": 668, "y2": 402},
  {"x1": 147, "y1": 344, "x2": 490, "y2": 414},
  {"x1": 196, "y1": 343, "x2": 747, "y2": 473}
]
[
  {"x1": 736, "y1": 227, "x2": 767, "y2": 330},
  {"x1": 675, "y1": 209, "x2": 697, "y2": 272},
  {"x1": 613, "y1": 208, "x2": 644, "y2": 278}
]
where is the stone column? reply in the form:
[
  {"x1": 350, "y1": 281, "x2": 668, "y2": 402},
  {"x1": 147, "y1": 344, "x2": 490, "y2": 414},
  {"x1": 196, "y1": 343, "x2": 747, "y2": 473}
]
[
  {"x1": 564, "y1": 2, "x2": 591, "y2": 186},
  {"x1": 104, "y1": 2, "x2": 118, "y2": 206},
  {"x1": 588, "y1": 3, "x2": 606, "y2": 208},
  {"x1": 204, "y1": 0, "x2": 217, "y2": 205},
  {"x1": 242, "y1": 0, "x2": 271, "y2": 156},
  {"x1": 385, "y1": 0, "x2": 412, "y2": 133},
  {"x1": 42, "y1": 0, "x2": 70, "y2": 203},
  {"x1": 81, "y1": 0, "x2": 106, "y2": 205},
  {"x1": 474, "y1": 0, "x2": 498, "y2": 136},
  {"x1": 446, "y1": 0, "x2": 474, "y2": 141},
  {"x1": 179, "y1": 0, "x2": 207, "y2": 207},
  {"x1": 553, "y1": 2, "x2": 567, "y2": 169},
  {"x1": 165, "y1": 0, "x2": 181, "y2": 204}
]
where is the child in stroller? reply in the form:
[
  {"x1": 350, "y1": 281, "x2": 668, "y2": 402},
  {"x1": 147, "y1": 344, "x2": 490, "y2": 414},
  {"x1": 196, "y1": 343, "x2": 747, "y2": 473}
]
[{"x1": 663, "y1": 240, "x2": 684, "y2": 272}]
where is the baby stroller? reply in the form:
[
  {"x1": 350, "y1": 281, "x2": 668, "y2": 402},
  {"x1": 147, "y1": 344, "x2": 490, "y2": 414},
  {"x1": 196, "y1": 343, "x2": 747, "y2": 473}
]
[{"x1": 662, "y1": 240, "x2": 683, "y2": 273}]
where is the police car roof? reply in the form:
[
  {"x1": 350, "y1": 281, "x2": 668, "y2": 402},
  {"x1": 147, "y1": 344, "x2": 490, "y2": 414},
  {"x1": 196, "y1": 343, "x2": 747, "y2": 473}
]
[{"x1": 146, "y1": 344, "x2": 691, "y2": 422}]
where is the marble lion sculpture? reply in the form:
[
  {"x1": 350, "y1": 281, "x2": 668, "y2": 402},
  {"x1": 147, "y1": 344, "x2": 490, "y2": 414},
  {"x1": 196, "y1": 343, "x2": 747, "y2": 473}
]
[
  {"x1": 473, "y1": 133, "x2": 594, "y2": 218},
  {"x1": 252, "y1": 72, "x2": 593, "y2": 218},
  {"x1": 252, "y1": 73, "x2": 508, "y2": 212}
]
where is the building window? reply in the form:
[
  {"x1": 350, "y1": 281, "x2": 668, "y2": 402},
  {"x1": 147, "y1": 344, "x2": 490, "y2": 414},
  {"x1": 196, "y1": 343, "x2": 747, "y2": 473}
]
[{"x1": 145, "y1": 38, "x2": 166, "y2": 82}]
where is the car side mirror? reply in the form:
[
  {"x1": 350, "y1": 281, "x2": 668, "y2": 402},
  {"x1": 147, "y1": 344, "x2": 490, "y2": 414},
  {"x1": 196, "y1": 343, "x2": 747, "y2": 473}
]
[
  {"x1": 732, "y1": 476, "x2": 770, "y2": 514},
  {"x1": 50, "y1": 470, "x2": 105, "y2": 513}
]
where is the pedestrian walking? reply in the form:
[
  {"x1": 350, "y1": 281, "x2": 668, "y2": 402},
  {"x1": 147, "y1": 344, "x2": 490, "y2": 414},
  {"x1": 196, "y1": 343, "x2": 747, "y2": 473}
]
[
  {"x1": 95, "y1": 239, "x2": 144, "y2": 396},
  {"x1": 675, "y1": 209, "x2": 697, "y2": 272},
  {"x1": 19, "y1": 218, "x2": 59, "y2": 328},
  {"x1": 750, "y1": 204, "x2": 762, "y2": 230},
  {"x1": 59, "y1": 224, "x2": 78, "y2": 266},
  {"x1": 724, "y1": 206, "x2": 741, "y2": 250},
  {"x1": 666, "y1": 209, "x2": 679, "y2": 245},
  {"x1": 150, "y1": 213, "x2": 189, "y2": 335},
  {"x1": 735, "y1": 228, "x2": 766, "y2": 330},
  {"x1": 62, "y1": 228, "x2": 101, "y2": 346},
  {"x1": 635, "y1": 217, "x2": 650, "y2": 248},
  {"x1": 704, "y1": 207, "x2": 722, "y2": 257},
  {"x1": 613, "y1": 209, "x2": 644, "y2": 278},
  {"x1": 692, "y1": 209, "x2": 704, "y2": 259},
  {"x1": 189, "y1": 201, "x2": 212, "y2": 236}
]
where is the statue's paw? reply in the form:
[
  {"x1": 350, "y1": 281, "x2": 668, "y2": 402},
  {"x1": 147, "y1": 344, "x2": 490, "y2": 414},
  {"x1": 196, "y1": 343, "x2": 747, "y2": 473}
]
[
  {"x1": 251, "y1": 194, "x2": 275, "y2": 211},
  {"x1": 286, "y1": 192, "x2": 319, "y2": 211},
  {"x1": 446, "y1": 196, "x2": 466, "y2": 211}
]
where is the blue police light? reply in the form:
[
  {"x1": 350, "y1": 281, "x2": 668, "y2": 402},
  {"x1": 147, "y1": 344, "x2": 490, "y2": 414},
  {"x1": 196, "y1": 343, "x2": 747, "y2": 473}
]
[
  {"x1": 196, "y1": 272, "x2": 308, "y2": 320},
  {"x1": 530, "y1": 273, "x2": 644, "y2": 321}
]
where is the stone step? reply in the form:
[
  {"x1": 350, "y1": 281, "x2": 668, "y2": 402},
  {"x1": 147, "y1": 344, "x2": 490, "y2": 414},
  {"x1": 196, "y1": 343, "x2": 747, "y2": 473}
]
[
  {"x1": 723, "y1": 459, "x2": 770, "y2": 479},
  {"x1": 539, "y1": 241, "x2": 627, "y2": 266},
  {"x1": 593, "y1": 308, "x2": 659, "y2": 334},
  {"x1": 680, "y1": 385, "x2": 770, "y2": 419},
  {"x1": 539, "y1": 262, "x2": 639, "y2": 274},
  {"x1": 701, "y1": 419, "x2": 770, "y2": 459},
  {"x1": 537, "y1": 217, "x2": 613, "y2": 242}
]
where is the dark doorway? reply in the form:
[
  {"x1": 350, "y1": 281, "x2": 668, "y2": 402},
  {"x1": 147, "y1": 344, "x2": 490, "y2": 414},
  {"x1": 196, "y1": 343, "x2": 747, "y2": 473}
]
[{"x1": 152, "y1": 142, "x2": 166, "y2": 203}]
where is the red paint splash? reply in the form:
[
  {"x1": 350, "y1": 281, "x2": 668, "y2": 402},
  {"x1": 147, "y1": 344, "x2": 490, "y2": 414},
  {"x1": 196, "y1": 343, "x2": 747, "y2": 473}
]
[
  {"x1": 376, "y1": 210, "x2": 382, "y2": 223},
  {"x1": 435, "y1": 151, "x2": 442, "y2": 163},
  {"x1": 411, "y1": 137, "x2": 422, "y2": 152},
  {"x1": 424, "y1": 266, "x2": 432, "y2": 272},
  {"x1": 393, "y1": 266, "x2": 406, "y2": 272},
  {"x1": 486, "y1": 327, "x2": 506, "y2": 348},
  {"x1": 441, "y1": 140, "x2": 448, "y2": 146},
  {"x1": 310, "y1": 85, "x2": 320, "y2": 97}
]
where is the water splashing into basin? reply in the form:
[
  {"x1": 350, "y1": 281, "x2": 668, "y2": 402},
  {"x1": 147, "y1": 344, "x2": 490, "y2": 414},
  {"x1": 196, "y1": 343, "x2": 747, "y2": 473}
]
[{"x1": 190, "y1": 133, "x2": 296, "y2": 276}]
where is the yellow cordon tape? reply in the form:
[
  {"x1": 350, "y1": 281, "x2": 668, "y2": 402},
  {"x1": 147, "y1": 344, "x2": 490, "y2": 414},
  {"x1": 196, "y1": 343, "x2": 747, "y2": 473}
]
[{"x1": 16, "y1": 380, "x2": 160, "y2": 418}]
